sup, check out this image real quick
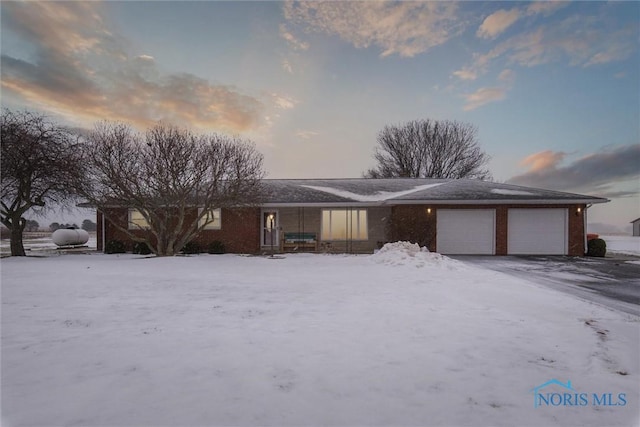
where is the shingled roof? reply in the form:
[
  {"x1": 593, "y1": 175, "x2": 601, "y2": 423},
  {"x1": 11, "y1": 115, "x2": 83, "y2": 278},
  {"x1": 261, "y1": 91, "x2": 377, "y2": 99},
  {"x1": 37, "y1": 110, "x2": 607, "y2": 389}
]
[{"x1": 261, "y1": 178, "x2": 609, "y2": 206}]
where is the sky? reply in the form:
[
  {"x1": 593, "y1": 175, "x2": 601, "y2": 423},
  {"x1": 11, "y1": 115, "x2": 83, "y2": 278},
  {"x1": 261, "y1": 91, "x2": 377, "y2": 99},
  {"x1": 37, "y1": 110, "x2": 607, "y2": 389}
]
[{"x1": 1, "y1": 1, "x2": 638, "y2": 232}]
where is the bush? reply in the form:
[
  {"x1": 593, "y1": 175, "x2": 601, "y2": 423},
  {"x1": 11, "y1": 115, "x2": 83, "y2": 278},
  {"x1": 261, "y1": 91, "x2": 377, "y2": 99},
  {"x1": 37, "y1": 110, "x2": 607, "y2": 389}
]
[
  {"x1": 181, "y1": 241, "x2": 201, "y2": 255},
  {"x1": 587, "y1": 238, "x2": 606, "y2": 257},
  {"x1": 207, "y1": 240, "x2": 226, "y2": 254},
  {"x1": 105, "y1": 240, "x2": 126, "y2": 254},
  {"x1": 133, "y1": 241, "x2": 152, "y2": 255}
]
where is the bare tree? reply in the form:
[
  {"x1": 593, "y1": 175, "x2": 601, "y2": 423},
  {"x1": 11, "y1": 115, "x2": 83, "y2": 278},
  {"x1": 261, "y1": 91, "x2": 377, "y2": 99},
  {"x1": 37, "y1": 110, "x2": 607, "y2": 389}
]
[
  {"x1": 81, "y1": 219, "x2": 97, "y2": 232},
  {"x1": 81, "y1": 122, "x2": 265, "y2": 256},
  {"x1": 365, "y1": 119, "x2": 492, "y2": 180},
  {"x1": 24, "y1": 220, "x2": 40, "y2": 232},
  {"x1": 1, "y1": 109, "x2": 86, "y2": 256}
]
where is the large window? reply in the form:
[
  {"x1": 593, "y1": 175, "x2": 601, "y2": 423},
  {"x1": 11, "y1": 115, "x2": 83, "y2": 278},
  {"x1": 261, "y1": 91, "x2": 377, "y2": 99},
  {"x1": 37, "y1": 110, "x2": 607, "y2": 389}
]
[
  {"x1": 199, "y1": 208, "x2": 222, "y2": 230},
  {"x1": 128, "y1": 209, "x2": 149, "y2": 230},
  {"x1": 321, "y1": 209, "x2": 368, "y2": 241}
]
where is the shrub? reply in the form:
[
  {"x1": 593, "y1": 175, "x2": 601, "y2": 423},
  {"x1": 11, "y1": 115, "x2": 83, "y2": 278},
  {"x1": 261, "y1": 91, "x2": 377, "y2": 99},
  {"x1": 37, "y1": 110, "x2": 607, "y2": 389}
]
[
  {"x1": 105, "y1": 240, "x2": 126, "y2": 254},
  {"x1": 181, "y1": 241, "x2": 201, "y2": 255},
  {"x1": 207, "y1": 240, "x2": 226, "y2": 254},
  {"x1": 587, "y1": 238, "x2": 606, "y2": 257},
  {"x1": 133, "y1": 241, "x2": 152, "y2": 255}
]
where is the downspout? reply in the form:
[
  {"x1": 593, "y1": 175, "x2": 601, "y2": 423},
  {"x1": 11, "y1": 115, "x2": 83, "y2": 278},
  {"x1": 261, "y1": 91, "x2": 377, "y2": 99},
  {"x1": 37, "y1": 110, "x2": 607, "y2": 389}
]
[
  {"x1": 583, "y1": 204, "x2": 592, "y2": 255},
  {"x1": 101, "y1": 209, "x2": 106, "y2": 253}
]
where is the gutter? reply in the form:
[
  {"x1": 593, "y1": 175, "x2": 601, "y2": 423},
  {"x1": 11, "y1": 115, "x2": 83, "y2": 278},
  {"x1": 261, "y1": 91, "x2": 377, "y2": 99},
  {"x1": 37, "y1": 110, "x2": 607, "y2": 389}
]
[
  {"x1": 100, "y1": 209, "x2": 106, "y2": 253},
  {"x1": 261, "y1": 198, "x2": 610, "y2": 208},
  {"x1": 584, "y1": 203, "x2": 592, "y2": 255}
]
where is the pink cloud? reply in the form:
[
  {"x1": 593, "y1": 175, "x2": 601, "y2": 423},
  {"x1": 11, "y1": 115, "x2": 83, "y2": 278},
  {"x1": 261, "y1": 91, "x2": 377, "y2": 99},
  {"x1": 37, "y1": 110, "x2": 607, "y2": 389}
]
[{"x1": 519, "y1": 150, "x2": 566, "y2": 172}]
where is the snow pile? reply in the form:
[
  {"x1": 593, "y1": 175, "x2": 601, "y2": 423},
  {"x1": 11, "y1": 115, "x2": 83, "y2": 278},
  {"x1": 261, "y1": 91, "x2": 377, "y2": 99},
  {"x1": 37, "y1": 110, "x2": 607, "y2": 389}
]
[{"x1": 370, "y1": 241, "x2": 464, "y2": 269}]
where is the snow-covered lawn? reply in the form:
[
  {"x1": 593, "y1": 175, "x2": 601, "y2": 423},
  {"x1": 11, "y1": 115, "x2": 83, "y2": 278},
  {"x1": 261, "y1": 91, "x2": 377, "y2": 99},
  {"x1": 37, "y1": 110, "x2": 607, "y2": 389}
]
[
  {"x1": 2, "y1": 244, "x2": 638, "y2": 427},
  {"x1": 599, "y1": 235, "x2": 640, "y2": 257}
]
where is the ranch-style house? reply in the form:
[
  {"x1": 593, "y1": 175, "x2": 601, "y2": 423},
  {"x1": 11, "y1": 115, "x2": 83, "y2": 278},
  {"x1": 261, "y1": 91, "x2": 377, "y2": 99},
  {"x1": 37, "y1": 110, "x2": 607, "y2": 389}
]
[{"x1": 94, "y1": 178, "x2": 609, "y2": 256}]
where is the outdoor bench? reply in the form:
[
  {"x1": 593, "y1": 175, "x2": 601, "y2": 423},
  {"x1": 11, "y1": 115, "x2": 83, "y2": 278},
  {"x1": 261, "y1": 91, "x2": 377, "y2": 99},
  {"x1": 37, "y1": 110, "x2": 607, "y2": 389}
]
[{"x1": 281, "y1": 232, "x2": 318, "y2": 252}]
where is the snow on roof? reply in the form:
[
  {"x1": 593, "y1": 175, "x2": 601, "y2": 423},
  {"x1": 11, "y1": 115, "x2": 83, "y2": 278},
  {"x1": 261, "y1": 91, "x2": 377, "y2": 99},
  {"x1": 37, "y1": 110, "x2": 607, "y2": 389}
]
[
  {"x1": 261, "y1": 178, "x2": 609, "y2": 205},
  {"x1": 300, "y1": 183, "x2": 444, "y2": 202},
  {"x1": 490, "y1": 188, "x2": 534, "y2": 196}
]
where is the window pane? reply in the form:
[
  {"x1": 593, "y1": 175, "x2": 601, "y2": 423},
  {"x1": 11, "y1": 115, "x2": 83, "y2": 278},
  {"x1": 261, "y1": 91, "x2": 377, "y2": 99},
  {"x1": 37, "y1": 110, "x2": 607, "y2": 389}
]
[
  {"x1": 200, "y1": 208, "x2": 221, "y2": 229},
  {"x1": 129, "y1": 209, "x2": 149, "y2": 229},
  {"x1": 321, "y1": 210, "x2": 331, "y2": 240},
  {"x1": 331, "y1": 210, "x2": 347, "y2": 240},
  {"x1": 357, "y1": 210, "x2": 368, "y2": 239},
  {"x1": 321, "y1": 209, "x2": 368, "y2": 241}
]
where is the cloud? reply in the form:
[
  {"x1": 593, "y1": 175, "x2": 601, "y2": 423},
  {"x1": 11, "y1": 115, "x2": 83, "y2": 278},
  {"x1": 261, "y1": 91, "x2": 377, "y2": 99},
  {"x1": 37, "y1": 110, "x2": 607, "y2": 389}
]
[
  {"x1": 508, "y1": 145, "x2": 640, "y2": 196},
  {"x1": 497, "y1": 68, "x2": 516, "y2": 84},
  {"x1": 279, "y1": 24, "x2": 309, "y2": 51},
  {"x1": 519, "y1": 150, "x2": 566, "y2": 172},
  {"x1": 0, "y1": 1, "x2": 120, "y2": 58},
  {"x1": 477, "y1": 8, "x2": 521, "y2": 39},
  {"x1": 455, "y1": 6, "x2": 636, "y2": 82},
  {"x1": 461, "y1": 68, "x2": 514, "y2": 110},
  {"x1": 526, "y1": 1, "x2": 569, "y2": 17},
  {"x1": 475, "y1": 2, "x2": 569, "y2": 41},
  {"x1": 462, "y1": 87, "x2": 507, "y2": 111},
  {"x1": 295, "y1": 130, "x2": 319, "y2": 139},
  {"x1": 282, "y1": 59, "x2": 294, "y2": 74},
  {"x1": 271, "y1": 93, "x2": 297, "y2": 110},
  {"x1": 452, "y1": 68, "x2": 478, "y2": 81},
  {"x1": 283, "y1": 1, "x2": 463, "y2": 58},
  {"x1": 136, "y1": 54, "x2": 155, "y2": 62},
  {"x1": 0, "y1": 1, "x2": 264, "y2": 133},
  {"x1": 584, "y1": 36, "x2": 636, "y2": 67},
  {"x1": 475, "y1": 2, "x2": 569, "y2": 40}
]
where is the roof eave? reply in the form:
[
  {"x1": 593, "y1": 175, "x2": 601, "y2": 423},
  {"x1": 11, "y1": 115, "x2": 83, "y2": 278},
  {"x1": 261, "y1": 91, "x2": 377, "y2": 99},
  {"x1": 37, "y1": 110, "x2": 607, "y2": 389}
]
[
  {"x1": 262, "y1": 198, "x2": 609, "y2": 207},
  {"x1": 389, "y1": 198, "x2": 609, "y2": 205}
]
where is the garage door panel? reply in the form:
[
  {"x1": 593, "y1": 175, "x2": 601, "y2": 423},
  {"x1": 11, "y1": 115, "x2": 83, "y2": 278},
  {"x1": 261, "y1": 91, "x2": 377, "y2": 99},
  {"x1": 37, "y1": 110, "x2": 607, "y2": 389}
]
[
  {"x1": 437, "y1": 210, "x2": 495, "y2": 255},
  {"x1": 508, "y1": 209, "x2": 567, "y2": 255}
]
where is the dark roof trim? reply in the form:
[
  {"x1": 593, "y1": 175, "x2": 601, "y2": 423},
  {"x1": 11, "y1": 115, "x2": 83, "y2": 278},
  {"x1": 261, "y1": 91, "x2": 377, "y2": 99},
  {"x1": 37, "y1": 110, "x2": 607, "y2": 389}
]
[{"x1": 262, "y1": 199, "x2": 606, "y2": 208}]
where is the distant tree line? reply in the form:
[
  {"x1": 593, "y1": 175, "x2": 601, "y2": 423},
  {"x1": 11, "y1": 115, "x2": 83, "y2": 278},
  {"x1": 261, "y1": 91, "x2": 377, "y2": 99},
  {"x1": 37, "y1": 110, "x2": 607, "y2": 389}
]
[
  {"x1": 25, "y1": 220, "x2": 40, "y2": 232},
  {"x1": 1, "y1": 218, "x2": 96, "y2": 237},
  {"x1": 48, "y1": 219, "x2": 95, "y2": 232}
]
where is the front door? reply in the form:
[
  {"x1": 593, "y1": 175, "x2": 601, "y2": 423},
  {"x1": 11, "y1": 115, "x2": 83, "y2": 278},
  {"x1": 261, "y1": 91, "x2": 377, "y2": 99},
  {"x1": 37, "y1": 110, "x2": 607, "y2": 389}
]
[{"x1": 262, "y1": 210, "x2": 279, "y2": 248}]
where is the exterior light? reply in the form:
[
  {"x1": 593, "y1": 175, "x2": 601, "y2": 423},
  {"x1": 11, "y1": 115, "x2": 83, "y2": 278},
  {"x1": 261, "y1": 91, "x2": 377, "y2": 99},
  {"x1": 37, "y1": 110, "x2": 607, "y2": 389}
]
[
  {"x1": 577, "y1": 207, "x2": 581, "y2": 213},
  {"x1": 427, "y1": 208, "x2": 432, "y2": 214}
]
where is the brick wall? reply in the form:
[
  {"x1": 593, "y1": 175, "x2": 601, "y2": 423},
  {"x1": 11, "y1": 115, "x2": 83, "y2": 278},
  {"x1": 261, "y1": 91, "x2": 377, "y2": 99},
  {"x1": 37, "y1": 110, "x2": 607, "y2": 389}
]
[
  {"x1": 389, "y1": 205, "x2": 436, "y2": 251},
  {"x1": 98, "y1": 207, "x2": 261, "y2": 254},
  {"x1": 190, "y1": 208, "x2": 261, "y2": 253},
  {"x1": 568, "y1": 205, "x2": 586, "y2": 256},
  {"x1": 98, "y1": 203, "x2": 587, "y2": 256}
]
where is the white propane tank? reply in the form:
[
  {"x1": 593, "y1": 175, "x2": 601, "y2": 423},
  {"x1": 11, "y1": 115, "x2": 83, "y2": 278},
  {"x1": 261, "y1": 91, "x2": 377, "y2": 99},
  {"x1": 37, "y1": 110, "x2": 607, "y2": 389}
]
[{"x1": 52, "y1": 228, "x2": 90, "y2": 247}]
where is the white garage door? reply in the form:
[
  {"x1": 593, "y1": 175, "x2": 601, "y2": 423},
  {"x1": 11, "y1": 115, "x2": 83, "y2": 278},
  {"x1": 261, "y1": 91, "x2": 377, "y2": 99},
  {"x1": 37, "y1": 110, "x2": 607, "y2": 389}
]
[
  {"x1": 508, "y1": 209, "x2": 568, "y2": 255},
  {"x1": 437, "y1": 209, "x2": 495, "y2": 254}
]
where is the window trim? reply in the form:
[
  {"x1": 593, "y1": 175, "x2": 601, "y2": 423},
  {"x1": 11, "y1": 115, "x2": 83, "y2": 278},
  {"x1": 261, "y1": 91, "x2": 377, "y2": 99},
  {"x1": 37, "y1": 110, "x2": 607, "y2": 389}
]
[
  {"x1": 321, "y1": 208, "x2": 368, "y2": 241},
  {"x1": 198, "y1": 208, "x2": 222, "y2": 230}
]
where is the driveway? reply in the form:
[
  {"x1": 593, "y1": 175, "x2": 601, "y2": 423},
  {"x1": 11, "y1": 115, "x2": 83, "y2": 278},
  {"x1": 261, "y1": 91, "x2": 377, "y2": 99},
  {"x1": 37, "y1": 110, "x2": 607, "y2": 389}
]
[{"x1": 452, "y1": 254, "x2": 640, "y2": 317}]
